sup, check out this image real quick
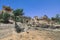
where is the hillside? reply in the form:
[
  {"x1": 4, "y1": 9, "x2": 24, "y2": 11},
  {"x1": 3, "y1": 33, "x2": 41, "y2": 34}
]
[{"x1": 0, "y1": 6, "x2": 60, "y2": 40}]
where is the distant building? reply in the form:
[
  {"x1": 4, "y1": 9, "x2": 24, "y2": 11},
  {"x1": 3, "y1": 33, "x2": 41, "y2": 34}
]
[{"x1": 27, "y1": 15, "x2": 56, "y2": 26}]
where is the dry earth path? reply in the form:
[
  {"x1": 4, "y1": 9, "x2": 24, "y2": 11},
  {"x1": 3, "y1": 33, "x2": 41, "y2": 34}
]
[{"x1": 0, "y1": 29, "x2": 60, "y2": 40}]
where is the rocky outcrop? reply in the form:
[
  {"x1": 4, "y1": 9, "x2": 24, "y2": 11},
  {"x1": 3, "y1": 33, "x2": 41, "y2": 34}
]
[{"x1": 0, "y1": 22, "x2": 60, "y2": 39}]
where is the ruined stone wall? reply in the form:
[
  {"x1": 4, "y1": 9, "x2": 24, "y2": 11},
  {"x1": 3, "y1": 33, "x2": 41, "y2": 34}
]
[{"x1": 0, "y1": 23, "x2": 15, "y2": 39}]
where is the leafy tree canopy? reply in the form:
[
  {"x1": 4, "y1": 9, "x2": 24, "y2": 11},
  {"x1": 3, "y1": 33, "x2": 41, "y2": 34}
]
[
  {"x1": 2, "y1": 12, "x2": 10, "y2": 23},
  {"x1": 13, "y1": 9, "x2": 24, "y2": 16}
]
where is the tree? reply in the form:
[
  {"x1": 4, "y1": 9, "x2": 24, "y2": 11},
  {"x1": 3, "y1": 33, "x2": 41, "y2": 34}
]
[
  {"x1": 0, "y1": 13, "x2": 3, "y2": 19},
  {"x1": 51, "y1": 17, "x2": 55, "y2": 21},
  {"x1": 13, "y1": 9, "x2": 24, "y2": 33},
  {"x1": 51, "y1": 14, "x2": 60, "y2": 24},
  {"x1": 0, "y1": 13, "x2": 3, "y2": 23},
  {"x1": 55, "y1": 14, "x2": 60, "y2": 18},
  {"x1": 2, "y1": 12, "x2": 10, "y2": 23},
  {"x1": 13, "y1": 9, "x2": 24, "y2": 22},
  {"x1": 13, "y1": 9, "x2": 24, "y2": 16},
  {"x1": 55, "y1": 14, "x2": 60, "y2": 24}
]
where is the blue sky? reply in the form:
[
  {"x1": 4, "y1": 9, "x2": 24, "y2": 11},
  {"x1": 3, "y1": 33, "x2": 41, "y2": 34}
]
[{"x1": 0, "y1": 0, "x2": 60, "y2": 18}]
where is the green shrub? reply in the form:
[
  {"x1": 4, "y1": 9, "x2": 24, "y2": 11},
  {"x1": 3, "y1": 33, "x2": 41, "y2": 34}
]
[{"x1": 2, "y1": 12, "x2": 10, "y2": 23}]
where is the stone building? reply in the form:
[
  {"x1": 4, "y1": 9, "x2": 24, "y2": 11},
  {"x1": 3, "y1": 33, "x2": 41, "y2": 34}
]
[
  {"x1": 2, "y1": 5, "x2": 13, "y2": 15},
  {"x1": 32, "y1": 16, "x2": 49, "y2": 24}
]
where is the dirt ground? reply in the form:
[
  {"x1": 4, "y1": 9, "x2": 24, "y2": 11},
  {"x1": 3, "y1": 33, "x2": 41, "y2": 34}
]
[{"x1": 0, "y1": 30, "x2": 60, "y2": 40}]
